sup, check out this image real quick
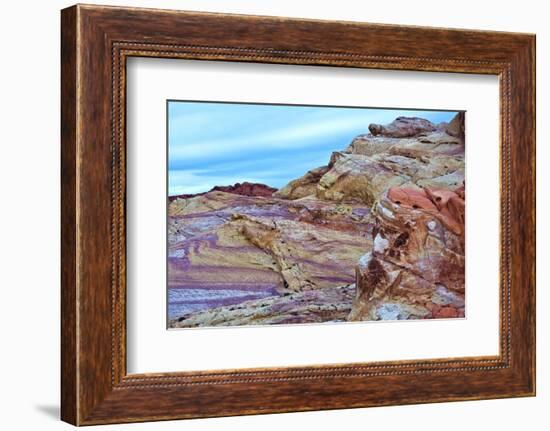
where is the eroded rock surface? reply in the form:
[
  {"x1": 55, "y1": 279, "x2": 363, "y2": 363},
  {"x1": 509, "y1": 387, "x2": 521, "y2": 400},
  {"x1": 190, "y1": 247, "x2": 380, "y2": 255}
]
[
  {"x1": 368, "y1": 116, "x2": 437, "y2": 138},
  {"x1": 171, "y1": 284, "x2": 356, "y2": 327},
  {"x1": 168, "y1": 191, "x2": 372, "y2": 323},
  {"x1": 170, "y1": 181, "x2": 276, "y2": 201},
  {"x1": 349, "y1": 186, "x2": 465, "y2": 321},
  {"x1": 211, "y1": 182, "x2": 277, "y2": 197}
]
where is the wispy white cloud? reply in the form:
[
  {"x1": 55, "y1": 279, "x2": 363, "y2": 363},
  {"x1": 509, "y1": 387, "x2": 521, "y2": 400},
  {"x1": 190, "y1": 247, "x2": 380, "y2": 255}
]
[
  {"x1": 169, "y1": 169, "x2": 281, "y2": 196},
  {"x1": 170, "y1": 106, "x2": 453, "y2": 161}
]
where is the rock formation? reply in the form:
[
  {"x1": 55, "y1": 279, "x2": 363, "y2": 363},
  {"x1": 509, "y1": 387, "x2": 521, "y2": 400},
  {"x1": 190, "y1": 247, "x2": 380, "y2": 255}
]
[
  {"x1": 368, "y1": 116, "x2": 437, "y2": 138},
  {"x1": 349, "y1": 186, "x2": 465, "y2": 321},
  {"x1": 169, "y1": 181, "x2": 276, "y2": 201},
  {"x1": 211, "y1": 182, "x2": 277, "y2": 197},
  {"x1": 168, "y1": 191, "x2": 372, "y2": 324},
  {"x1": 170, "y1": 285, "x2": 356, "y2": 328},
  {"x1": 168, "y1": 113, "x2": 465, "y2": 327},
  {"x1": 273, "y1": 115, "x2": 464, "y2": 205}
]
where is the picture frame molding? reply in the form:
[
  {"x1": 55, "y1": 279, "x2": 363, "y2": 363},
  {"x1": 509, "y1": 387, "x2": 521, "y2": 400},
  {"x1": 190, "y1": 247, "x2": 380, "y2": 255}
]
[{"x1": 61, "y1": 4, "x2": 535, "y2": 425}]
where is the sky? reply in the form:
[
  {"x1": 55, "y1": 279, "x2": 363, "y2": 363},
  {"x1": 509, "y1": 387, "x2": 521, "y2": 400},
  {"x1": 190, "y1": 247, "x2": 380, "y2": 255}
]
[{"x1": 168, "y1": 101, "x2": 458, "y2": 196}]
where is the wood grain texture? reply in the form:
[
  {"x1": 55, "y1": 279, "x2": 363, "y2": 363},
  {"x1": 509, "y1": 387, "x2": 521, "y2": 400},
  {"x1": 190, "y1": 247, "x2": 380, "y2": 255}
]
[
  {"x1": 60, "y1": 5, "x2": 78, "y2": 425},
  {"x1": 60, "y1": 4, "x2": 536, "y2": 425}
]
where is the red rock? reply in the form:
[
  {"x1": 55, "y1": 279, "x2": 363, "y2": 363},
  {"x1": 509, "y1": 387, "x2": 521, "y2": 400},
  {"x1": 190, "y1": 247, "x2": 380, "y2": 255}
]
[
  {"x1": 388, "y1": 187, "x2": 438, "y2": 211},
  {"x1": 454, "y1": 184, "x2": 466, "y2": 200},
  {"x1": 425, "y1": 302, "x2": 441, "y2": 313},
  {"x1": 170, "y1": 182, "x2": 277, "y2": 201},
  {"x1": 387, "y1": 186, "x2": 465, "y2": 236},
  {"x1": 433, "y1": 306, "x2": 459, "y2": 318},
  {"x1": 425, "y1": 188, "x2": 465, "y2": 236},
  {"x1": 211, "y1": 182, "x2": 277, "y2": 197},
  {"x1": 349, "y1": 184, "x2": 465, "y2": 322}
]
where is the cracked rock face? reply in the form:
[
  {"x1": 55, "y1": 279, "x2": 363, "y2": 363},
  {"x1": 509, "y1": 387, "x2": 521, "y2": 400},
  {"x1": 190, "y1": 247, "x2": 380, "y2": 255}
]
[
  {"x1": 349, "y1": 186, "x2": 465, "y2": 321},
  {"x1": 168, "y1": 113, "x2": 465, "y2": 327}
]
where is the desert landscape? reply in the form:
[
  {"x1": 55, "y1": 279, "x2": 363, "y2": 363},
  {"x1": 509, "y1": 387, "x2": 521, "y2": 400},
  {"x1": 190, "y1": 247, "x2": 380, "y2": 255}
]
[{"x1": 168, "y1": 113, "x2": 465, "y2": 328}]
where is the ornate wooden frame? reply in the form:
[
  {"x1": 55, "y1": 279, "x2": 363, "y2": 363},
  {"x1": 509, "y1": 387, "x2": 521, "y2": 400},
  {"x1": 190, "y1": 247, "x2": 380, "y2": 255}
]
[{"x1": 61, "y1": 4, "x2": 536, "y2": 425}]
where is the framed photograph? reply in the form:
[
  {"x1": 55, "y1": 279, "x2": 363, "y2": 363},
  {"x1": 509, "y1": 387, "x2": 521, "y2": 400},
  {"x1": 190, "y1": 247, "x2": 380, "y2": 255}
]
[{"x1": 61, "y1": 4, "x2": 536, "y2": 425}]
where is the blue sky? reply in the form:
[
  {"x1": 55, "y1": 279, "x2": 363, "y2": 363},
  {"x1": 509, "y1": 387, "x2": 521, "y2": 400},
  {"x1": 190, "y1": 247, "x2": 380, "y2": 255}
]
[{"x1": 168, "y1": 101, "x2": 458, "y2": 196}]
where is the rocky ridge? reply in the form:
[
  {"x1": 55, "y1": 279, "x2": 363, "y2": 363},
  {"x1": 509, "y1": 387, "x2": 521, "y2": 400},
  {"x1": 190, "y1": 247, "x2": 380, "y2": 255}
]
[{"x1": 169, "y1": 181, "x2": 277, "y2": 201}]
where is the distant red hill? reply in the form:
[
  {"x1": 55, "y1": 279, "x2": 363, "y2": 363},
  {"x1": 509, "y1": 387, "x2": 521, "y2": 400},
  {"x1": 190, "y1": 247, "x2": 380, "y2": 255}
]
[{"x1": 169, "y1": 182, "x2": 277, "y2": 201}]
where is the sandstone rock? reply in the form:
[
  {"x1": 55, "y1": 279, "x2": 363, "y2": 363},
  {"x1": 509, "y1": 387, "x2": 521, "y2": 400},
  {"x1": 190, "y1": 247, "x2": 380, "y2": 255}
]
[
  {"x1": 169, "y1": 182, "x2": 276, "y2": 201},
  {"x1": 445, "y1": 112, "x2": 465, "y2": 139},
  {"x1": 368, "y1": 116, "x2": 437, "y2": 138},
  {"x1": 168, "y1": 191, "x2": 372, "y2": 325},
  {"x1": 416, "y1": 170, "x2": 465, "y2": 192},
  {"x1": 347, "y1": 133, "x2": 463, "y2": 158},
  {"x1": 169, "y1": 191, "x2": 238, "y2": 216},
  {"x1": 276, "y1": 149, "x2": 464, "y2": 208},
  {"x1": 386, "y1": 186, "x2": 465, "y2": 236},
  {"x1": 345, "y1": 134, "x2": 395, "y2": 156},
  {"x1": 349, "y1": 186, "x2": 465, "y2": 321},
  {"x1": 170, "y1": 284, "x2": 355, "y2": 327},
  {"x1": 273, "y1": 165, "x2": 330, "y2": 200},
  {"x1": 316, "y1": 152, "x2": 410, "y2": 206},
  {"x1": 276, "y1": 113, "x2": 465, "y2": 207},
  {"x1": 211, "y1": 181, "x2": 276, "y2": 197}
]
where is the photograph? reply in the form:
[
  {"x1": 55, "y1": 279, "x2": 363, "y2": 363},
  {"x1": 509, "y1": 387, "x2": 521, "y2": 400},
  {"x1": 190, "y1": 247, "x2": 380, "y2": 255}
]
[{"x1": 167, "y1": 102, "x2": 466, "y2": 328}]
